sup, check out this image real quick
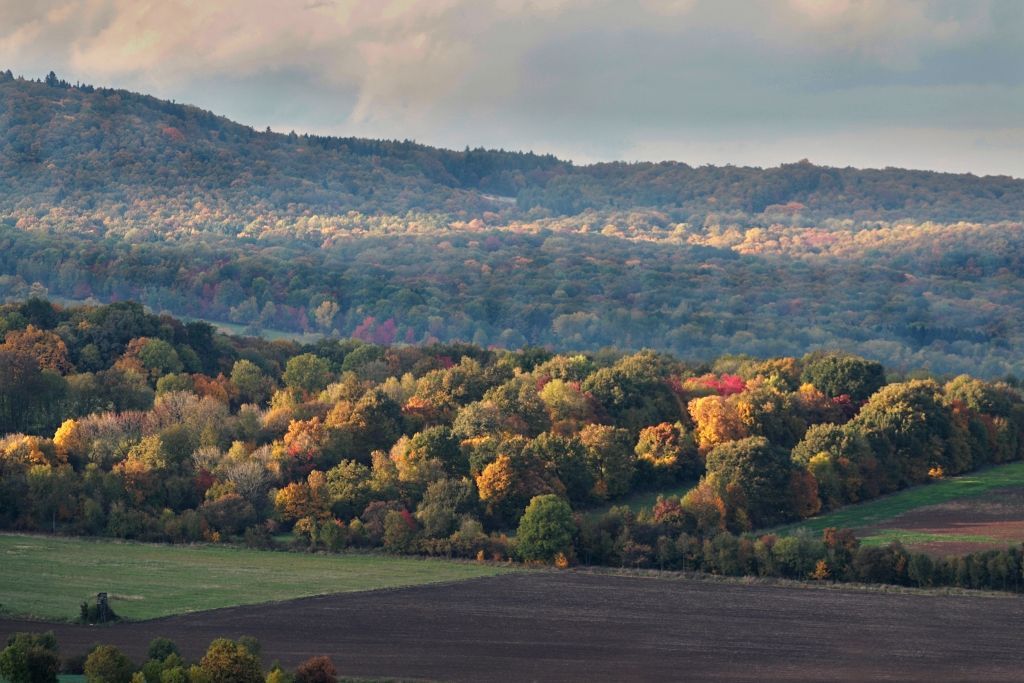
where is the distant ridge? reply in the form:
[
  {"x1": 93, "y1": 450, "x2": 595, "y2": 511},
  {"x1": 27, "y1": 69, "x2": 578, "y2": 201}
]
[{"x1": 2, "y1": 70, "x2": 1022, "y2": 224}]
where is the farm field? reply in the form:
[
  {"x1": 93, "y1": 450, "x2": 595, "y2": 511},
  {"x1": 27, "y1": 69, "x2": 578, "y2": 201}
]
[
  {"x1": 779, "y1": 461, "x2": 1024, "y2": 555},
  {"x1": 3, "y1": 572, "x2": 1024, "y2": 682},
  {"x1": 0, "y1": 534, "x2": 511, "y2": 621}
]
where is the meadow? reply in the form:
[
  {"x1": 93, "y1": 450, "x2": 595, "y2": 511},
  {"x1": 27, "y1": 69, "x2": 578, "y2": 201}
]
[
  {"x1": 0, "y1": 534, "x2": 511, "y2": 621},
  {"x1": 778, "y1": 461, "x2": 1024, "y2": 552}
]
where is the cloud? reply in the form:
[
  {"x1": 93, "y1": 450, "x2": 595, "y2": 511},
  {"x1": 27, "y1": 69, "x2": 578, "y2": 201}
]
[{"x1": 0, "y1": 0, "x2": 1020, "y2": 176}]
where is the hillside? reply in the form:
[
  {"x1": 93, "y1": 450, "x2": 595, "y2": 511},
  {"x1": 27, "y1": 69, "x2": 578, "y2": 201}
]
[
  {"x1": 3, "y1": 71, "x2": 1023, "y2": 224},
  {"x1": 2, "y1": 72, "x2": 1024, "y2": 377}
]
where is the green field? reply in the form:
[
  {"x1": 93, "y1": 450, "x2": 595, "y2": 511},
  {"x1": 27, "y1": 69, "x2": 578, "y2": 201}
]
[
  {"x1": 777, "y1": 461, "x2": 1024, "y2": 539},
  {"x1": 857, "y1": 530, "x2": 1000, "y2": 548},
  {"x1": 585, "y1": 481, "x2": 698, "y2": 518},
  {"x1": 0, "y1": 535, "x2": 511, "y2": 622}
]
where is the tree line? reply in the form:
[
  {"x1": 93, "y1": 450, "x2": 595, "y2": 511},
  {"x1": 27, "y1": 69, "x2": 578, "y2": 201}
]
[
  {"x1": 0, "y1": 632, "x2": 338, "y2": 683},
  {"x1": 2, "y1": 299, "x2": 1024, "y2": 594}
]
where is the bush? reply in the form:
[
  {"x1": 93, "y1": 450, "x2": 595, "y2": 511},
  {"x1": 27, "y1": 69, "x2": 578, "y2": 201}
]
[
  {"x1": 78, "y1": 600, "x2": 120, "y2": 624},
  {"x1": 0, "y1": 631, "x2": 60, "y2": 683},
  {"x1": 294, "y1": 655, "x2": 338, "y2": 683},
  {"x1": 196, "y1": 638, "x2": 262, "y2": 683},
  {"x1": 84, "y1": 645, "x2": 134, "y2": 683}
]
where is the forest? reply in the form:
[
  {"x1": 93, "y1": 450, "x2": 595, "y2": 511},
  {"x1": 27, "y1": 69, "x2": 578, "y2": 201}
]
[
  {"x1": 3, "y1": 73, "x2": 1024, "y2": 377},
  {"x1": 3, "y1": 298, "x2": 1024, "y2": 594}
]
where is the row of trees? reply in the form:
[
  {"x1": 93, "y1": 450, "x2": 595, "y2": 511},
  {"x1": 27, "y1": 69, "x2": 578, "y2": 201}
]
[
  {"x1": 2, "y1": 300, "x2": 1024, "y2": 595},
  {"x1": 0, "y1": 633, "x2": 339, "y2": 683},
  {"x1": 573, "y1": 504, "x2": 1024, "y2": 593}
]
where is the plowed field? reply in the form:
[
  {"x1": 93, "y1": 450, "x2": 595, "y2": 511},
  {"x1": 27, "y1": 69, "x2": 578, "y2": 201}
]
[{"x1": 3, "y1": 572, "x2": 1023, "y2": 682}]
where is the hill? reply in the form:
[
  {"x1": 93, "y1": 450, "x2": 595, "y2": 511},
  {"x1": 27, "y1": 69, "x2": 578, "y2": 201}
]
[
  {"x1": 2, "y1": 71, "x2": 1024, "y2": 376},
  {"x1": 3, "y1": 71, "x2": 1022, "y2": 224}
]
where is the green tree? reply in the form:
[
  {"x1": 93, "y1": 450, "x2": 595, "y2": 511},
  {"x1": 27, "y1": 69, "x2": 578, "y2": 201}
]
[
  {"x1": 147, "y1": 637, "x2": 180, "y2": 662},
  {"x1": 283, "y1": 354, "x2": 332, "y2": 396},
  {"x1": 516, "y1": 494, "x2": 575, "y2": 562},
  {"x1": 137, "y1": 338, "x2": 184, "y2": 380},
  {"x1": 853, "y1": 380, "x2": 963, "y2": 489},
  {"x1": 578, "y1": 424, "x2": 636, "y2": 498},
  {"x1": 415, "y1": 478, "x2": 473, "y2": 538},
  {"x1": 0, "y1": 631, "x2": 59, "y2": 683},
  {"x1": 231, "y1": 359, "x2": 271, "y2": 404},
  {"x1": 705, "y1": 436, "x2": 793, "y2": 528},
  {"x1": 801, "y1": 353, "x2": 885, "y2": 402}
]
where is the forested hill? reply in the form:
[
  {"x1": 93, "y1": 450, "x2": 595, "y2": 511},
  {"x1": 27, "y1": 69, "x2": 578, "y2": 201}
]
[
  {"x1": 3, "y1": 71, "x2": 1024, "y2": 379},
  {"x1": 2, "y1": 70, "x2": 1023, "y2": 223}
]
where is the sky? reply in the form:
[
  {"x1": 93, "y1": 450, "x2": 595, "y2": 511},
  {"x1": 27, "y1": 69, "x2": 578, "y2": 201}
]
[{"x1": 2, "y1": 0, "x2": 1022, "y2": 177}]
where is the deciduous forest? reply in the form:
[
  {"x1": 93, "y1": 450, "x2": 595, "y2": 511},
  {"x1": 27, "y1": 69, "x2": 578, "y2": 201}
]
[
  {"x1": 3, "y1": 73, "x2": 1024, "y2": 377},
  {"x1": 3, "y1": 297, "x2": 1024, "y2": 592}
]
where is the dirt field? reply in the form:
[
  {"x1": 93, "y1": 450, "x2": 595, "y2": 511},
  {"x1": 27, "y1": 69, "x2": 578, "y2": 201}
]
[
  {"x1": 3, "y1": 572, "x2": 1024, "y2": 682},
  {"x1": 861, "y1": 487, "x2": 1024, "y2": 555}
]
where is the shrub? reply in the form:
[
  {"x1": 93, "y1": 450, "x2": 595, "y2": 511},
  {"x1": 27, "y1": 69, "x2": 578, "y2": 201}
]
[
  {"x1": 294, "y1": 655, "x2": 338, "y2": 683},
  {"x1": 84, "y1": 645, "x2": 134, "y2": 683},
  {"x1": 0, "y1": 631, "x2": 60, "y2": 683}
]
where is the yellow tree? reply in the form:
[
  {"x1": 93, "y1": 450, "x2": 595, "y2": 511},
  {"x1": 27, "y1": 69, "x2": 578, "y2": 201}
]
[{"x1": 688, "y1": 395, "x2": 747, "y2": 452}]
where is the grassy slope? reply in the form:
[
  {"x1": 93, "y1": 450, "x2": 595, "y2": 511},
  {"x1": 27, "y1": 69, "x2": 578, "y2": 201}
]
[
  {"x1": 583, "y1": 481, "x2": 698, "y2": 518},
  {"x1": 0, "y1": 534, "x2": 510, "y2": 622},
  {"x1": 777, "y1": 461, "x2": 1024, "y2": 539}
]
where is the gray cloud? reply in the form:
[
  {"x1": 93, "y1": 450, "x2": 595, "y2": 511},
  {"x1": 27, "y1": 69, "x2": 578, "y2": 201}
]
[{"x1": 1, "y1": 0, "x2": 1021, "y2": 176}]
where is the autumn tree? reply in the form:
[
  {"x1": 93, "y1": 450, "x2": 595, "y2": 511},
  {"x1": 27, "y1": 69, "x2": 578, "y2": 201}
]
[
  {"x1": 581, "y1": 351, "x2": 680, "y2": 431},
  {"x1": 688, "y1": 395, "x2": 746, "y2": 452},
  {"x1": 1, "y1": 325, "x2": 72, "y2": 373},
  {"x1": 195, "y1": 638, "x2": 262, "y2": 683},
  {"x1": 634, "y1": 422, "x2": 700, "y2": 480},
  {"x1": 680, "y1": 479, "x2": 726, "y2": 535},
  {"x1": 325, "y1": 459, "x2": 373, "y2": 519},
  {"x1": 295, "y1": 655, "x2": 338, "y2": 683},
  {"x1": 84, "y1": 645, "x2": 134, "y2": 683},
  {"x1": 538, "y1": 378, "x2": 593, "y2": 431}
]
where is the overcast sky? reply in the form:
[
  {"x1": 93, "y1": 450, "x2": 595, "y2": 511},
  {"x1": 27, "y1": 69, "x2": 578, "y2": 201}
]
[{"x1": 2, "y1": 0, "x2": 1022, "y2": 176}]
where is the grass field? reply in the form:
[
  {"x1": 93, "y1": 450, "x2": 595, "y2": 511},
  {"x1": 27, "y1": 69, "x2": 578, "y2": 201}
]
[
  {"x1": 0, "y1": 534, "x2": 511, "y2": 622},
  {"x1": 857, "y1": 530, "x2": 1000, "y2": 547},
  {"x1": 777, "y1": 461, "x2": 1024, "y2": 548},
  {"x1": 584, "y1": 481, "x2": 697, "y2": 518}
]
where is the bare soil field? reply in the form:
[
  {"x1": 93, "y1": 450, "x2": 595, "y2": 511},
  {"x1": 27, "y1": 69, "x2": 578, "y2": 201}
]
[
  {"x1": 861, "y1": 487, "x2": 1024, "y2": 555},
  {"x1": 3, "y1": 572, "x2": 1024, "y2": 682}
]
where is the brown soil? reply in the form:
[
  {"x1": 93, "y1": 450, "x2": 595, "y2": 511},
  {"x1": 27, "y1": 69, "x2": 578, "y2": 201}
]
[
  {"x1": 3, "y1": 572, "x2": 1024, "y2": 682},
  {"x1": 862, "y1": 487, "x2": 1024, "y2": 555}
]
